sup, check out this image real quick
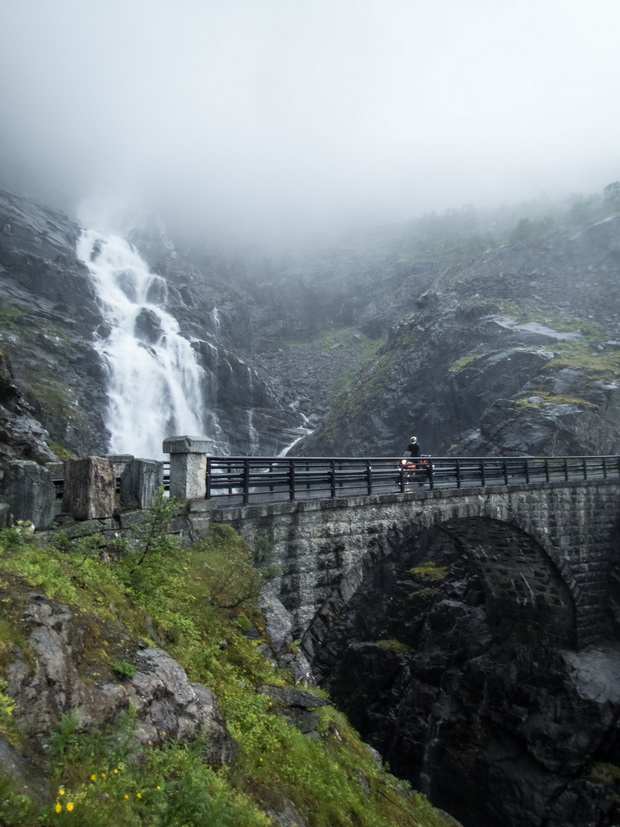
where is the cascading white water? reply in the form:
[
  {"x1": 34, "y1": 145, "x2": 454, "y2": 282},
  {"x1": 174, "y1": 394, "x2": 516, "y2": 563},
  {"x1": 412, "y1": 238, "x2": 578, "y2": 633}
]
[
  {"x1": 77, "y1": 229, "x2": 208, "y2": 459},
  {"x1": 210, "y1": 305, "x2": 222, "y2": 341}
]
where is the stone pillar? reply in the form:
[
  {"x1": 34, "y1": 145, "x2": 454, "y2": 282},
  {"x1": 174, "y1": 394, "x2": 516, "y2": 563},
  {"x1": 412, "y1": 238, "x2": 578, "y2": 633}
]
[
  {"x1": 162, "y1": 436, "x2": 213, "y2": 501},
  {"x1": 62, "y1": 457, "x2": 115, "y2": 520},
  {"x1": 0, "y1": 461, "x2": 56, "y2": 529},
  {"x1": 120, "y1": 459, "x2": 164, "y2": 509}
]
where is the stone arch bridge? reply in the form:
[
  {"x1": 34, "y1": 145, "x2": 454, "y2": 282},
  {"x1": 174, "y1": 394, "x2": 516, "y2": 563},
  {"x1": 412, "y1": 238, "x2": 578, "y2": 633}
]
[{"x1": 183, "y1": 478, "x2": 620, "y2": 656}]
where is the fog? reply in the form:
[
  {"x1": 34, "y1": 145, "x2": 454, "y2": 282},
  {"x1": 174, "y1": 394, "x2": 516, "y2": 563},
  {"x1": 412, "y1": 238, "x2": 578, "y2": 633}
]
[{"x1": 1, "y1": 0, "x2": 619, "y2": 242}]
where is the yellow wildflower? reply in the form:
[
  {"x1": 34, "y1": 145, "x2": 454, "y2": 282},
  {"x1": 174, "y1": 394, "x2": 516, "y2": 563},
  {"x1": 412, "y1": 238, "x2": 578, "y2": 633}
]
[
  {"x1": 90, "y1": 774, "x2": 97, "y2": 781},
  {"x1": 55, "y1": 803, "x2": 62, "y2": 813},
  {"x1": 58, "y1": 789, "x2": 65, "y2": 796},
  {"x1": 67, "y1": 802, "x2": 74, "y2": 812}
]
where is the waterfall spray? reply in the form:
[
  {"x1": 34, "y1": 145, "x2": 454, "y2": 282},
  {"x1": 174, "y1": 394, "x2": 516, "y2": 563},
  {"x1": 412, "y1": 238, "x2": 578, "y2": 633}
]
[{"x1": 77, "y1": 229, "x2": 209, "y2": 459}]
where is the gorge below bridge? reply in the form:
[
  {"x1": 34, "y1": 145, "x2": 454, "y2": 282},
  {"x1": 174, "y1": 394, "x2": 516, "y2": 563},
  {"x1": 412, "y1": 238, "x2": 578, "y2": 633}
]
[{"x1": 182, "y1": 474, "x2": 620, "y2": 660}]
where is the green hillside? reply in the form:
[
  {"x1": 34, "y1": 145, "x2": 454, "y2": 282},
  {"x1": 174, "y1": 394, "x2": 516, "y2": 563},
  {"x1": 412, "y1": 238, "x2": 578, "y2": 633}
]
[{"x1": 0, "y1": 495, "x2": 452, "y2": 826}]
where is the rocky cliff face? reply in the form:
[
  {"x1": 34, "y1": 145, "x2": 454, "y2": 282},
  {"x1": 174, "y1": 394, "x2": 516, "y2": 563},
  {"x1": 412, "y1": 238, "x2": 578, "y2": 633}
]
[
  {"x1": 0, "y1": 350, "x2": 57, "y2": 464},
  {"x1": 316, "y1": 528, "x2": 620, "y2": 827},
  {"x1": 297, "y1": 210, "x2": 620, "y2": 457},
  {"x1": 4, "y1": 185, "x2": 618, "y2": 464},
  {"x1": 0, "y1": 189, "x2": 109, "y2": 458},
  {"x1": 0, "y1": 190, "x2": 303, "y2": 460}
]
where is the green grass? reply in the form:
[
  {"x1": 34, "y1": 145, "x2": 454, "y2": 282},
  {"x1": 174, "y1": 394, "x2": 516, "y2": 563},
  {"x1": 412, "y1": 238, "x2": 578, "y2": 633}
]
[
  {"x1": 47, "y1": 441, "x2": 76, "y2": 461},
  {"x1": 409, "y1": 562, "x2": 449, "y2": 582},
  {"x1": 0, "y1": 499, "x2": 452, "y2": 827},
  {"x1": 545, "y1": 339, "x2": 620, "y2": 374},
  {"x1": 0, "y1": 303, "x2": 28, "y2": 330},
  {"x1": 515, "y1": 393, "x2": 599, "y2": 410}
]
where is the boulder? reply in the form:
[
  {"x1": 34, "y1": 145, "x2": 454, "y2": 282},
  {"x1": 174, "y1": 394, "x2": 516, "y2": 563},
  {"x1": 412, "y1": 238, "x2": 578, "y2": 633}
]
[
  {"x1": 7, "y1": 594, "x2": 236, "y2": 767},
  {"x1": 0, "y1": 460, "x2": 56, "y2": 529}
]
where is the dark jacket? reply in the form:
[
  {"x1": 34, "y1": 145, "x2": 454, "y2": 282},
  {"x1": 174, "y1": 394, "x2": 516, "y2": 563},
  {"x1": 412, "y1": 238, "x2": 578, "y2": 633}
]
[{"x1": 404, "y1": 442, "x2": 421, "y2": 458}]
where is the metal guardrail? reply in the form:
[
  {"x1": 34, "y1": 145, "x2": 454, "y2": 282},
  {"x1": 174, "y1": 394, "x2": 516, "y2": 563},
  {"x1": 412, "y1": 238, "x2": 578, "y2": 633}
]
[
  {"x1": 51, "y1": 456, "x2": 620, "y2": 505},
  {"x1": 204, "y1": 455, "x2": 620, "y2": 506}
]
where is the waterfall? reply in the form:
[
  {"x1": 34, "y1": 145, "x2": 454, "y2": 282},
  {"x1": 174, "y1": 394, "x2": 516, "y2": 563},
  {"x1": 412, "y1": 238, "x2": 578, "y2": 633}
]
[
  {"x1": 210, "y1": 305, "x2": 222, "y2": 341},
  {"x1": 77, "y1": 229, "x2": 210, "y2": 460}
]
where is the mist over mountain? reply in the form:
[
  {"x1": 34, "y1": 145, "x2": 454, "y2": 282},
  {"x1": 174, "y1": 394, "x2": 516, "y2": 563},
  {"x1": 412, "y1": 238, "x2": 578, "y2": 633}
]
[
  {"x1": 1, "y1": 0, "x2": 620, "y2": 245},
  {"x1": 2, "y1": 7, "x2": 620, "y2": 823},
  {"x1": 0, "y1": 0, "x2": 619, "y2": 456}
]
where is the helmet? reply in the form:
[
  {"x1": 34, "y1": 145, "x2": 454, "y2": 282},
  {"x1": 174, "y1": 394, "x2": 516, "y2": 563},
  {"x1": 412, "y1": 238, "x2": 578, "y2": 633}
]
[{"x1": 410, "y1": 436, "x2": 417, "y2": 443}]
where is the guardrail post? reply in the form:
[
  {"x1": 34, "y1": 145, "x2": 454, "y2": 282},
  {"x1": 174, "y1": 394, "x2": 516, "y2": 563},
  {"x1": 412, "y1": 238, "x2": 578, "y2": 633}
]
[
  {"x1": 242, "y1": 460, "x2": 250, "y2": 505},
  {"x1": 162, "y1": 436, "x2": 213, "y2": 500},
  {"x1": 289, "y1": 460, "x2": 296, "y2": 501}
]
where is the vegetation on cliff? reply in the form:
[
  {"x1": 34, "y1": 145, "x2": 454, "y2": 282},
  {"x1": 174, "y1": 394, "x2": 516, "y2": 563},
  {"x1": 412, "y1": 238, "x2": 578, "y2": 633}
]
[
  {"x1": 295, "y1": 190, "x2": 620, "y2": 457},
  {"x1": 0, "y1": 495, "x2": 451, "y2": 826}
]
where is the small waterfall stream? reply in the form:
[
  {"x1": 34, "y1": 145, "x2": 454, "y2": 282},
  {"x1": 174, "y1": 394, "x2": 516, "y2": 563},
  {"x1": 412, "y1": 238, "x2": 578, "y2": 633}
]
[{"x1": 77, "y1": 229, "x2": 211, "y2": 459}]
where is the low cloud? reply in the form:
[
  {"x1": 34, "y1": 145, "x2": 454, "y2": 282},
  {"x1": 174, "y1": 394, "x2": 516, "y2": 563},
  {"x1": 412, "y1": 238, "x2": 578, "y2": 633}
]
[{"x1": 1, "y1": 0, "x2": 619, "y2": 241}]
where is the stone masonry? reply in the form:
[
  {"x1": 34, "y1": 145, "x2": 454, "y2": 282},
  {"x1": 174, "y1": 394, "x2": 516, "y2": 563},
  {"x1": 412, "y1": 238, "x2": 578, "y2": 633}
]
[{"x1": 183, "y1": 479, "x2": 620, "y2": 655}]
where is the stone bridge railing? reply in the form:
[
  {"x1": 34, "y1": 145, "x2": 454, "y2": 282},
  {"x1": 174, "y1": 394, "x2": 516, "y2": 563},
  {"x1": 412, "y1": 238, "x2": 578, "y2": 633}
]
[{"x1": 1, "y1": 434, "x2": 619, "y2": 529}]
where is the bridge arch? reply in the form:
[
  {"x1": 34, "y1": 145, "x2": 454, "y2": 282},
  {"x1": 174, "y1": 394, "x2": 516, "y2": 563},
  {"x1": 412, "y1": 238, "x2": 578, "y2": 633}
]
[
  {"x1": 300, "y1": 514, "x2": 577, "y2": 667},
  {"x1": 440, "y1": 517, "x2": 576, "y2": 647}
]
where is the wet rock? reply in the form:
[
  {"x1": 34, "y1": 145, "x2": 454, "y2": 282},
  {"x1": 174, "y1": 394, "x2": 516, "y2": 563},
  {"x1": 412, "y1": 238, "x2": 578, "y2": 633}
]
[
  {"x1": 316, "y1": 537, "x2": 620, "y2": 827},
  {"x1": 266, "y1": 796, "x2": 310, "y2": 827},
  {"x1": 119, "y1": 458, "x2": 164, "y2": 509},
  {"x1": 258, "y1": 685, "x2": 329, "y2": 733},
  {"x1": 7, "y1": 594, "x2": 236, "y2": 767},
  {"x1": 133, "y1": 307, "x2": 163, "y2": 344},
  {"x1": 0, "y1": 736, "x2": 49, "y2": 805}
]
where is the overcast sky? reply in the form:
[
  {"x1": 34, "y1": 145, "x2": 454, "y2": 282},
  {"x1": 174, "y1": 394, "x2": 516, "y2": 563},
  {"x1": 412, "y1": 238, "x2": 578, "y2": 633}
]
[{"x1": 0, "y1": 0, "x2": 619, "y2": 241}]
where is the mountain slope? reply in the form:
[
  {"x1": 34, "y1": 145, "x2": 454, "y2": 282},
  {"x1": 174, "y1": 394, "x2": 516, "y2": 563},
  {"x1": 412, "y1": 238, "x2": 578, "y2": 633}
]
[{"x1": 296, "y1": 207, "x2": 620, "y2": 457}]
